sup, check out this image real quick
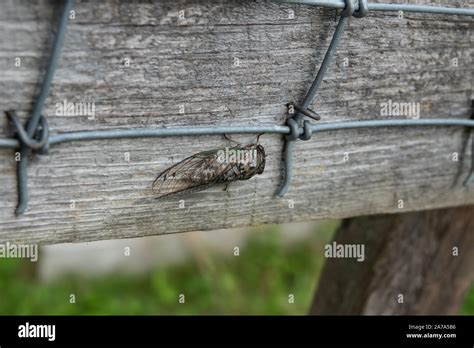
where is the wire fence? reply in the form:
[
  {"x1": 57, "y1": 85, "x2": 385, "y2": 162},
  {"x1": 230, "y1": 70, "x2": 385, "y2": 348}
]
[{"x1": 1, "y1": 0, "x2": 474, "y2": 215}]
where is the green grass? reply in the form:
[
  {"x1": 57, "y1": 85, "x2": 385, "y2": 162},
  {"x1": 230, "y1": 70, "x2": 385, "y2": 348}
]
[
  {"x1": 461, "y1": 286, "x2": 474, "y2": 315},
  {"x1": 0, "y1": 220, "x2": 473, "y2": 315}
]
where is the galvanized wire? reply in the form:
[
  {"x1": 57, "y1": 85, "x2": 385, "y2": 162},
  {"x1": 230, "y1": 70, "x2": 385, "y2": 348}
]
[
  {"x1": 1, "y1": 0, "x2": 474, "y2": 214},
  {"x1": 10, "y1": 0, "x2": 74, "y2": 215},
  {"x1": 279, "y1": 14, "x2": 350, "y2": 196},
  {"x1": 2, "y1": 119, "x2": 473, "y2": 150},
  {"x1": 276, "y1": 0, "x2": 474, "y2": 16},
  {"x1": 276, "y1": 0, "x2": 474, "y2": 196}
]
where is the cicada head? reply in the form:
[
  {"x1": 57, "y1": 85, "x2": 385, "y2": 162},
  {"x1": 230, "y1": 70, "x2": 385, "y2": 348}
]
[{"x1": 256, "y1": 144, "x2": 265, "y2": 175}]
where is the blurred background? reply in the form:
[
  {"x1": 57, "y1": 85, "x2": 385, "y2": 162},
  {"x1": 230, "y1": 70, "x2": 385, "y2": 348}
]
[{"x1": 0, "y1": 220, "x2": 473, "y2": 315}]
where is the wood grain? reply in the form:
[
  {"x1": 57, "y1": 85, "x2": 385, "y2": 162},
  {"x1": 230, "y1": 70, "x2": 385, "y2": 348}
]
[
  {"x1": 310, "y1": 205, "x2": 474, "y2": 315},
  {"x1": 0, "y1": 0, "x2": 473, "y2": 244}
]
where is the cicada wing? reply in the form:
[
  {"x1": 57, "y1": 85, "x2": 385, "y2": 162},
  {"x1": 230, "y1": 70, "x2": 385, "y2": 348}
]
[{"x1": 152, "y1": 150, "x2": 231, "y2": 198}]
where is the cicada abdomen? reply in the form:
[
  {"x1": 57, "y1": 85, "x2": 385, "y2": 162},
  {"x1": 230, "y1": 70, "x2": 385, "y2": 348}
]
[{"x1": 152, "y1": 144, "x2": 265, "y2": 198}]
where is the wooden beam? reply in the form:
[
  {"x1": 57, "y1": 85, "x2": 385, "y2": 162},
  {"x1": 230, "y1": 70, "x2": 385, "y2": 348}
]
[{"x1": 0, "y1": 0, "x2": 473, "y2": 244}]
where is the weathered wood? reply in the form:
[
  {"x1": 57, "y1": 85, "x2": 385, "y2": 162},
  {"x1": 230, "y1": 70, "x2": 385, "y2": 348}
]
[
  {"x1": 0, "y1": 0, "x2": 473, "y2": 244},
  {"x1": 310, "y1": 205, "x2": 474, "y2": 315}
]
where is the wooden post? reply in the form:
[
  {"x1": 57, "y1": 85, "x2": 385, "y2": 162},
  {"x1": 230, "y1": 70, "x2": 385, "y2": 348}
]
[{"x1": 310, "y1": 206, "x2": 474, "y2": 315}]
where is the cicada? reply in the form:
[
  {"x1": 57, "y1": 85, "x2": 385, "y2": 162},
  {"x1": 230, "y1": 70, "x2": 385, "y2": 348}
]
[{"x1": 152, "y1": 144, "x2": 265, "y2": 198}]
